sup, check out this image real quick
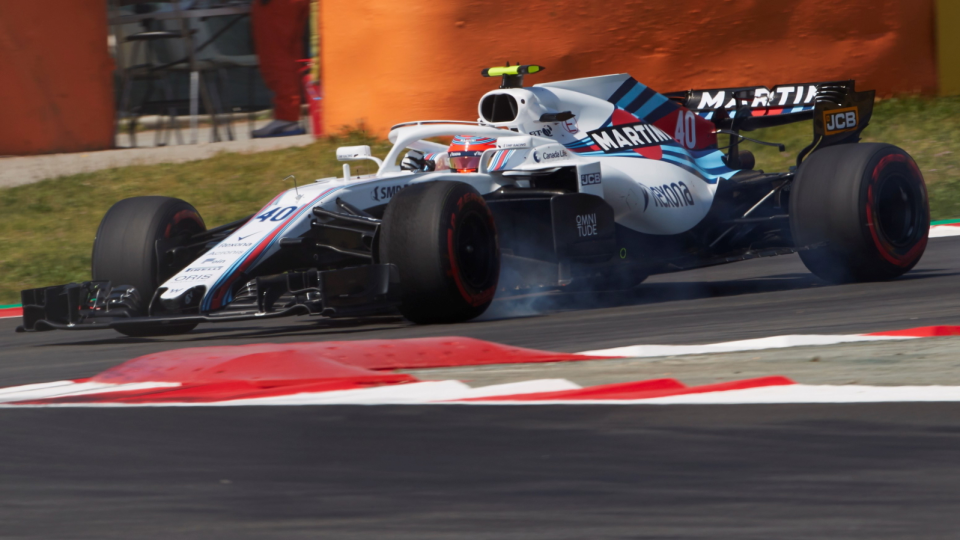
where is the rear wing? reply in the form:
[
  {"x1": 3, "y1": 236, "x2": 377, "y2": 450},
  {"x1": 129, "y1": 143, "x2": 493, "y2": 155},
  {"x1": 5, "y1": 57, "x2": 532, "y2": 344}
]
[
  {"x1": 668, "y1": 83, "x2": 821, "y2": 121},
  {"x1": 667, "y1": 80, "x2": 876, "y2": 165},
  {"x1": 665, "y1": 81, "x2": 867, "y2": 128}
]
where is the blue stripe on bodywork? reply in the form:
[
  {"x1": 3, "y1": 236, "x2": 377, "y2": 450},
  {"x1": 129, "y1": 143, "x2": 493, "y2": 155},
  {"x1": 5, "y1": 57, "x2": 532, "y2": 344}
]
[
  {"x1": 642, "y1": 100, "x2": 680, "y2": 123},
  {"x1": 632, "y1": 93, "x2": 671, "y2": 120},
  {"x1": 661, "y1": 148, "x2": 735, "y2": 184},
  {"x1": 566, "y1": 137, "x2": 596, "y2": 149},
  {"x1": 201, "y1": 186, "x2": 343, "y2": 311},
  {"x1": 615, "y1": 84, "x2": 646, "y2": 110},
  {"x1": 609, "y1": 79, "x2": 639, "y2": 107},
  {"x1": 623, "y1": 87, "x2": 656, "y2": 113}
]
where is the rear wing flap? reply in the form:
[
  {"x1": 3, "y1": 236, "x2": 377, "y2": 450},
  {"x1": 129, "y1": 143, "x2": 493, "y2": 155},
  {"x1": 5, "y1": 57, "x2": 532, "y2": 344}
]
[{"x1": 665, "y1": 81, "x2": 871, "y2": 132}]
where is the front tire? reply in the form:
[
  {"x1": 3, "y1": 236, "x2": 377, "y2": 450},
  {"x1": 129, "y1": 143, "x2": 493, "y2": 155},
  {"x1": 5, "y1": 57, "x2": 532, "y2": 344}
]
[
  {"x1": 92, "y1": 196, "x2": 206, "y2": 336},
  {"x1": 790, "y1": 143, "x2": 929, "y2": 283},
  {"x1": 379, "y1": 181, "x2": 500, "y2": 324}
]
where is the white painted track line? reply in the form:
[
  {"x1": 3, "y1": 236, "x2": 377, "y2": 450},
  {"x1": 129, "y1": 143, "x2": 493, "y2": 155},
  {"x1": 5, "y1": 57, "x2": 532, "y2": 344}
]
[
  {"x1": 9, "y1": 378, "x2": 960, "y2": 406},
  {"x1": 0, "y1": 381, "x2": 180, "y2": 404},
  {"x1": 577, "y1": 334, "x2": 911, "y2": 358},
  {"x1": 636, "y1": 384, "x2": 960, "y2": 404},
  {"x1": 930, "y1": 224, "x2": 960, "y2": 238}
]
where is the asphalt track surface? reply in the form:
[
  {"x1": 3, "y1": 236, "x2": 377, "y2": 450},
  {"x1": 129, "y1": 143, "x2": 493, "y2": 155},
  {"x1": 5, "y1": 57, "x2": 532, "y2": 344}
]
[
  {"x1": 4, "y1": 405, "x2": 960, "y2": 539},
  {"x1": 3, "y1": 237, "x2": 960, "y2": 385},
  {"x1": 3, "y1": 238, "x2": 960, "y2": 538}
]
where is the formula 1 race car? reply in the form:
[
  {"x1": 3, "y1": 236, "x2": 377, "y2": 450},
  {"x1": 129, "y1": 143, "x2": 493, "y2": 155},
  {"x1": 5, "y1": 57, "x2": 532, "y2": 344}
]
[{"x1": 20, "y1": 64, "x2": 929, "y2": 336}]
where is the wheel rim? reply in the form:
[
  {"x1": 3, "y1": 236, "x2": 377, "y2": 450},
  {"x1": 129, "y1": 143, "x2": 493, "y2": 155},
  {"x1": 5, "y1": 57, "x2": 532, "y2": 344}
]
[
  {"x1": 455, "y1": 210, "x2": 495, "y2": 290},
  {"x1": 875, "y1": 172, "x2": 922, "y2": 248},
  {"x1": 158, "y1": 210, "x2": 205, "y2": 283}
]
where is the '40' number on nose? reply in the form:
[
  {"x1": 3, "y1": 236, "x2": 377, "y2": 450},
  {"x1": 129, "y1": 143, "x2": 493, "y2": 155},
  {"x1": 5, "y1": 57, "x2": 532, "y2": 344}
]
[{"x1": 255, "y1": 206, "x2": 297, "y2": 222}]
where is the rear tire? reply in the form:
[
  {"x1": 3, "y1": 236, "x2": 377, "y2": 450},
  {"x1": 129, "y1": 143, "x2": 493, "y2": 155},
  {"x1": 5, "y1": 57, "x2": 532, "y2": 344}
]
[
  {"x1": 790, "y1": 143, "x2": 929, "y2": 283},
  {"x1": 379, "y1": 181, "x2": 500, "y2": 324},
  {"x1": 92, "y1": 196, "x2": 205, "y2": 336}
]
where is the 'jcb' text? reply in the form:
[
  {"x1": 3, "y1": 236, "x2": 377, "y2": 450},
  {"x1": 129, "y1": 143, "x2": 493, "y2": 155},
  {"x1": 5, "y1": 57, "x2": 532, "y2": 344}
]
[{"x1": 824, "y1": 107, "x2": 859, "y2": 136}]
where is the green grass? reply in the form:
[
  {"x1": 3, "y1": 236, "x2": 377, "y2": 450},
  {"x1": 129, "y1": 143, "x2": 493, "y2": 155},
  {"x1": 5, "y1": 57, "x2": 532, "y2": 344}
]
[
  {"x1": 2, "y1": 97, "x2": 960, "y2": 304},
  {"x1": 0, "y1": 130, "x2": 389, "y2": 304}
]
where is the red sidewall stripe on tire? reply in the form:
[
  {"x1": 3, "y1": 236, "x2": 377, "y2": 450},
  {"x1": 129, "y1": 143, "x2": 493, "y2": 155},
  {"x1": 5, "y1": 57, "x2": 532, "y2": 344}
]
[
  {"x1": 164, "y1": 210, "x2": 204, "y2": 239},
  {"x1": 865, "y1": 153, "x2": 928, "y2": 268},
  {"x1": 445, "y1": 193, "x2": 497, "y2": 307}
]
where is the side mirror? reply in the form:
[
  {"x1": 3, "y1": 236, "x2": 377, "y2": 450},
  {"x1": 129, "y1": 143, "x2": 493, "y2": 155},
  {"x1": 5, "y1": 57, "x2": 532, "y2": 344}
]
[
  {"x1": 336, "y1": 145, "x2": 383, "y2": 172},
  {"x1": 336, "y1": 145, "x2": 373, "y2": 161}
]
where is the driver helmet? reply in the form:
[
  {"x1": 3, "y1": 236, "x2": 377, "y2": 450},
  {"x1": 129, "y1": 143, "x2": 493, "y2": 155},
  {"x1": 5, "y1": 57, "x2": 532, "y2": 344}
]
[{"x1": 448, "y1": 135, "x2": 496, "y2": 173}]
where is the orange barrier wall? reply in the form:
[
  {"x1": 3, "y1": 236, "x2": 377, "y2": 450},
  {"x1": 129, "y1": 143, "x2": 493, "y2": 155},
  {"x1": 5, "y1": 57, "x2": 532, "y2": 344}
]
[
  {"x1": 0, "y1": 1, "x2": 115, "y2": 156},
  {"x1": 322, "y1": 0, "x2": 937, "y2": 137}
]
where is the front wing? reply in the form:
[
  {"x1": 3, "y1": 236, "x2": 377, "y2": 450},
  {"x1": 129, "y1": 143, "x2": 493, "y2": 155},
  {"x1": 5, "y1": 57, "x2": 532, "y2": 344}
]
[{"x1": 18, "y1": 264, "x2": 401, "y2": 332}]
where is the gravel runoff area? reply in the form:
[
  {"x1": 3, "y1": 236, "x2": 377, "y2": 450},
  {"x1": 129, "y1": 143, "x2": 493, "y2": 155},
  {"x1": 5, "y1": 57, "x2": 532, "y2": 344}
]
[
  {"x1": 401, "y1": 336, "x2": 960, "y2": 388},
  {"x1": 0, "y1": 124, "x2": 313, "y2": 189}
]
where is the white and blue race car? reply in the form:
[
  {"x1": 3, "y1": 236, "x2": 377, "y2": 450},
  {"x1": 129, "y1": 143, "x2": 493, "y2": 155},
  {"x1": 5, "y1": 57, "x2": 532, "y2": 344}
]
[{"x1": 20, "y1": 64, "x2": 929, "y2": 336}]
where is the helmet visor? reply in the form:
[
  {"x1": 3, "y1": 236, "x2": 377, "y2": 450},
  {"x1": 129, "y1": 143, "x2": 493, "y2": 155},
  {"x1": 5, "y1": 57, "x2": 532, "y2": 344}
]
[{"x1": 449, "y1": 150, "x2": 484, "y2": 172}]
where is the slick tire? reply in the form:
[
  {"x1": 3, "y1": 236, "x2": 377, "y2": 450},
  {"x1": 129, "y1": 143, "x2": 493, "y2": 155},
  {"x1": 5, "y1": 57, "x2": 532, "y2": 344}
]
[
  {"x1": 379, "y1": 181, "x2": 500, "y2": 324},
  {"x1": 790, "y1": 143, "x2": 929, "y2": 283},
  {"x1": 92, "y1": 196, "x2": 206, "y2": 337}
]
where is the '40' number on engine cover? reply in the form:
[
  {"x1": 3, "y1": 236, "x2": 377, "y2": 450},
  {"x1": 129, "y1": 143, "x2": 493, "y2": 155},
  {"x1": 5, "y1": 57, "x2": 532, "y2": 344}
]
[
  {"x1": 255, "y1": 206, "x2": 297, "y2": 222},
  {"x1": 674, "y1": 110, "x2": 697, "y2": 150}
]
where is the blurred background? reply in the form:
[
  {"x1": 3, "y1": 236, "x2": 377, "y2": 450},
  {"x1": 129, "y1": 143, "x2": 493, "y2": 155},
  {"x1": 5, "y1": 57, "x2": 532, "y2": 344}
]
[{"x1": 0, "y1": 0, "x2": 957, "y2": 155}]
